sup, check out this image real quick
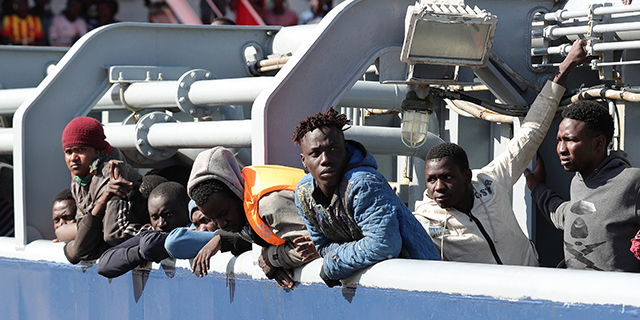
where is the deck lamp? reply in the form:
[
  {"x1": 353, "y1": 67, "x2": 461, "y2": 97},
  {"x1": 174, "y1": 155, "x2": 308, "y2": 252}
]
[
  {"x1": 398, "y1": 1, "x2": 497, "y2": 148},
  {"x1": 400, "y1": 1, "x2": 498, "y2": 67},
  {"x1": 401, "y1": 90, "x2": 433, "y2": 148}
]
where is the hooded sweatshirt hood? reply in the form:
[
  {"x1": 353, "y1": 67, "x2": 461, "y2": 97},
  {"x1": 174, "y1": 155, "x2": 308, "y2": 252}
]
[
  {"x1": 344, "y1": 140, "x2": 377, "y2": 173},
  {"x1": 580, "y1": 150, "x2": 631, "y2": 186},
  {"x1": 187, "y1": 147, "x2": 244, "y2": 201}
]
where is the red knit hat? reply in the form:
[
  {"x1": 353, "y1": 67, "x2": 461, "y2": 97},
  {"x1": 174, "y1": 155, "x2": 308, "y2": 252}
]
[{"x1": 61, "y1": 117, "x2": 110, "y2": 150}]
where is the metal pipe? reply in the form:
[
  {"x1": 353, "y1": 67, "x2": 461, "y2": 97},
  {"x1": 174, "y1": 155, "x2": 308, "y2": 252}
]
[
  {"x1": 188, "y1": 77, "x2": 270, "y2": 106},
  {"x1": 102, "y1": 120, "x2": 253, "y2": 150},
  {"x1": 345, "y1": 126, "x2": 443, "y2": 159},
  {"x1": 0, "y1": 79, "x2": 409, "y2": 116},
  {"x1": 562, "y1": 87, "x2": 640, "y2": 105},
  {"x1": 534, "y1": 5, "x2": 640, "y2": 22},
  {"x1": 532, "y1": 40, "x2": 640, "y2": 56},
  {"x1": 0, "y1": 119, "x2": 441, "y2": 158},
  {"x1": 0, "y1": 88, "x2": 37, "y2": 114},
  {"x1": 534, "y1": 21, "x2": 640, "y2": 40},
  {"x1": 444, "y1": 99, "x2": 516, "y2": 123},
  {"x1": 0, "y1": 128, "x2": 13, "y2": 155}
]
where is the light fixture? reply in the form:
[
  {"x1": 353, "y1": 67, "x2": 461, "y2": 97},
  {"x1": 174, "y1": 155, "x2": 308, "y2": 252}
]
[
  {"x1": 397, "y1": 1, "x2": 497, "y2": 148},
  {"x1": 401, "y1": 90, "x2": 433, "y2": 148},
  {"x1": 401, "y1": 1, "x2": 498, "y2": 67}
]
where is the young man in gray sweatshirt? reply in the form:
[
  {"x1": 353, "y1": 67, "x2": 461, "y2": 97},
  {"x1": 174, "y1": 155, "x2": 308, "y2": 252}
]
[{"x1": 525, "y1": 101, "x2": 640, "y2": 272}]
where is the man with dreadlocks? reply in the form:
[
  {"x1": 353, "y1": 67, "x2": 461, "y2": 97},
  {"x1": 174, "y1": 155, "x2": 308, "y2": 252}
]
[
  {"x1": 525, "y1": 100, "x2": 640, "y2": 272},
  {"x1": 413, "y1": 40, "x2": 590, "y2": 267},
  {"x1": 61, "y1": 117, "x2": 151, "y2": 264},
  {"x1": 293, "y1": 108, "x2": 440, "y2": 288},
  {"x1": 185, "y1": 147, "x2": 319, "y2": 289}
]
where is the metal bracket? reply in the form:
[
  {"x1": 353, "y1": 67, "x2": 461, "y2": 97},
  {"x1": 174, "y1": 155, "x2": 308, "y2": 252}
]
[
  {"x1": 135, "y1": 111, "x2": 178, "y2": 161},
  {"x1": 175, "y1": 69, "x2": 215, "y2": 119},
  {"x1": 120, "y1": 113, "x2": 154, "y2": 164},
  {"x1": 108, "y1": 66, "x2": 191, "y2": 83}
]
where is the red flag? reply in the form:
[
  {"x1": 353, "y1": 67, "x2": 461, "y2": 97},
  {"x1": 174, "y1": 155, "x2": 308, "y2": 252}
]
[{"x1": 235, "y1": 0, "x2": 266, "y2": 25}]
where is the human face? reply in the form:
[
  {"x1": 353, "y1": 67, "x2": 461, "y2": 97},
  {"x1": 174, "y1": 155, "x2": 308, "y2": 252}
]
[
  {"x1": 556, "y1": 118, "x2": 605, "y2": 178},
  {"x1": 425, "y1": 157, "x2": 472, "y2": 211},
  {"x1": 52, "y1": 200, "x2": 77, "y2": 230},
  {"x1": 198, "y1": 192, "x2": 246, "y2": 233},
  {"x1": 64, "y1": 146, "x2": 100, "y2": 177},
  {"x1": 192, "y1": 209, "x2": 218, "y2": 232},
  {"x1": 148, "y1": 196, "x2": 189, "y2": 233},
  {"x1": 300, "y1": 126, "x2": 349, "y2": 198}
]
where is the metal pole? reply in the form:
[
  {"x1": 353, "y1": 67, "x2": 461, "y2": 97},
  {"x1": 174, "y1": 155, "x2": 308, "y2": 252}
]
[
  {"x1": 532, "y1": 40, "x2": 640, "y2": 56},
  {"x1": 0, "y1": 79, "x2": 409, "y2": 116},
  {"x1": 102, "y1": 120, "x2": 253, "y2": 150},
  {"x1": 0, "y1": 119, "x2": 441, "y2": 158},
  {"x1": 534, "y1": 5, "x2": 640, "y2": 22},
  {"x1": 533, "y1": 21, "x2": 640, "y2": 39}
]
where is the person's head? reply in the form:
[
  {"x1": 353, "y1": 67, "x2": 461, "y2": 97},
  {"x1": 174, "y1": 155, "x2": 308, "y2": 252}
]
[
  {"x1": 190, "y1": 179, "x2": 245, "y2": 232},
  {"x1": 61, "y1": 117, "x2": 110, "y2": 177},
  {"x1": 310, "y1": 0, "x2": 329, "y2": 14},
  {"x1": 211, "y1": 16, "x2": 235, "y2": 25},
  {"x1": 424, "y1": 142, "x2": 472, "y2": 210},
  {"x1": 96, "y1": 0, "x2": 117, "y2": 24},
  {"x1": 147, "y1": 182, "x2": 190, "y2": 232},
  {"x1": 12, "y1": 0, "x2": 28, "y2": 17},
  {"x1": 273, "y1": 0, "x2": 286, "y2": 10},
  {"x1": 52, "y1": 189, "x2": 76, "y2": 230},
  {"x1": 129, "y1": 174, "x2": 168, "y2": 224},
  {"x1": 189, "y1": 200, "x2": 218, "y2": 232},
  {"x1": 557, "y1": 101, "x2": 614, "y2": 178},
  {"x1": 293, "y1": 108, "x2": 351, "y2": 198},
  {"x1": 65, "y1": 0, "x2": 82, "y2": 20}
]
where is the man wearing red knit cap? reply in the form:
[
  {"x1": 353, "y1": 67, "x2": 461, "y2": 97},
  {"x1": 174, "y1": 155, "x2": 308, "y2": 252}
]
[{"x1": 61, "y1": 117, "x2": 152, "y2": 264}]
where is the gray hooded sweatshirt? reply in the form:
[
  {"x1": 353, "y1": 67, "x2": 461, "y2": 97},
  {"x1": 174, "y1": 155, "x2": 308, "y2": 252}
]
[
  {"x1": 187, "y1": 147, "x2": 309, "y2": 269},
  {"x1": 533, "y1": 150, "x2": 640, "y2": 272}
]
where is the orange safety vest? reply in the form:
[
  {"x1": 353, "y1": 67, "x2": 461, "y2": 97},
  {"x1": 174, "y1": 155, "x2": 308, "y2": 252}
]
[{"x1": 241, "y1": 165, "x2": 306, "y2": 246}]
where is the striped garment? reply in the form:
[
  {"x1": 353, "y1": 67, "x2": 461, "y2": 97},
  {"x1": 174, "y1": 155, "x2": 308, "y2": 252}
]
[{"x1": 1, "y1": 14, "x2": 44, "y2": 44}]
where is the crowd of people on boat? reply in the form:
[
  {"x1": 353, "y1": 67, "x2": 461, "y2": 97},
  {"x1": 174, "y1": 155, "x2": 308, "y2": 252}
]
[
  {"x1": 0, "y1": 0, "x2": 118, "y2": 46},
  {"x1": 50, "y1": 39, "x2": 640, "y2": 289},
  {"x1": 0, "y1": 0, "x2": 331, "y2": 46}
]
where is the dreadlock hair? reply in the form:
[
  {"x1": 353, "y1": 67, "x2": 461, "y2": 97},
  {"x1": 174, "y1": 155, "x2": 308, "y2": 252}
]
[
  {"x1": 292, "y1": 107, "x2": 351, "y2": 145},
  {"x1": 562, "y1": 101, "x2": 614, "y2": 146},
  {"x1": 53, "y1": 189, "x2": 74, "y2": 204},
  {"x1": 425, "y1": 142, "x2": 470, "y2": 173},
  {"x1": 190, "y1": 179, "x2": 232, "y2": 207}
]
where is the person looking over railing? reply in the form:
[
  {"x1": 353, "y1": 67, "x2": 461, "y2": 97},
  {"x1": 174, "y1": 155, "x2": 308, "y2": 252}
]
[
  {"x1": 413, "y1": 40, "x2": 591, "y2": 266},
  {"x1": 61, "y1": 117, "x2": 152, "y2": 264},
  {"x1": 293, "y1": 108, "x2": 440, "y2": 288}
]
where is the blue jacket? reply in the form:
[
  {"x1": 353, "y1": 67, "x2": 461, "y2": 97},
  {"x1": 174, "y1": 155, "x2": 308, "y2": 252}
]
[{"x1": 295, "y1": 141, "x2": 440, "y2": 280}]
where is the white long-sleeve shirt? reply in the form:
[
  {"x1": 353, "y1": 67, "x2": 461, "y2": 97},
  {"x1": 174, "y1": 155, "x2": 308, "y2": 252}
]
[{"x1": 413, "y1": 81, "x2": 565, "y2": 266}]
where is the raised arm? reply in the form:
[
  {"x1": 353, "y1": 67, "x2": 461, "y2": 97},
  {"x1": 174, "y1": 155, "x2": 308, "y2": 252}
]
[
  {"x1": 100, "y1": 160, "x2": 151, "y2": 245},
  {"x1": 485, "y1": 40, "x2": 590, "y2": 188}
]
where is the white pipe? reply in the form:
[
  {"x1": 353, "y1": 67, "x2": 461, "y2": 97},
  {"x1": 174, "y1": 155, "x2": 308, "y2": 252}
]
[
  {"x1": 534, "y1": 21, "x2": 640, "y2": 39},
  {"x1": 534, "y1": 5, "x2": 640, "y2": 22},
  {"x1": 0, "y1": 79, "x2": 408, "y2": 116},
  {"x1": 345, "y1": 126, "x2": 443, "y2": 159},
  {"x1": 188, "y1": 77, "x2": 271, "y2": 106},
  {"x1": 102, "y1": 120, "x2": 253, "y2": 150},
  {"x1": 532, "y1": 40, "x2": 640, "y2": 56},
  {"x1": 0, "y1": 120, "x2": 440, "y2": 157},
  {"x1": 0, "y1": 129, "x2": 12, "y2": 154},
  {"x1": 0, "y1": 88, "x2": 37, "y2": 114}
]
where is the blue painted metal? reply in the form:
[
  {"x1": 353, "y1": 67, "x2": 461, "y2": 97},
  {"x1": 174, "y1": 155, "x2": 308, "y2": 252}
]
[{"x1": 1, "y1": 257, "x2": 639, "y2": 320}]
